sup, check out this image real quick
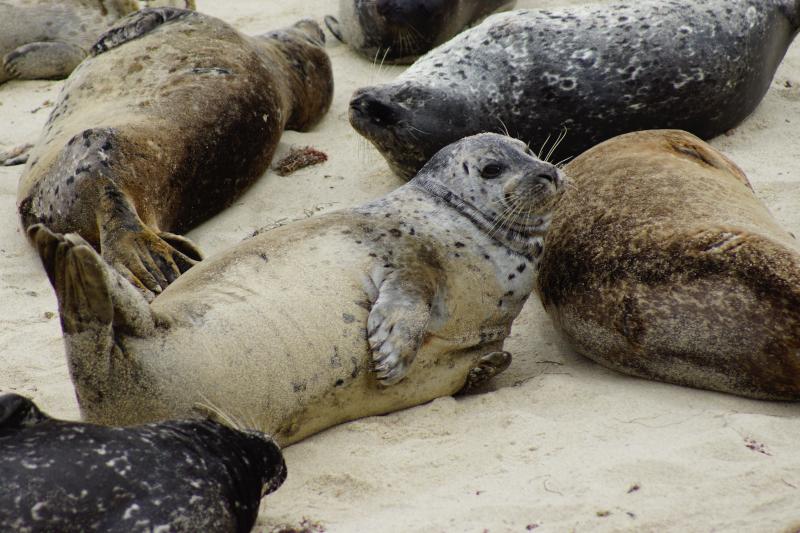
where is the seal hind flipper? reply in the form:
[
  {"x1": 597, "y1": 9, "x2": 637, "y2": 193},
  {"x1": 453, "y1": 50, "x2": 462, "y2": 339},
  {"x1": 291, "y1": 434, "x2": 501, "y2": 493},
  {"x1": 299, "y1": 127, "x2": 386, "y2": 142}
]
[
  {"x1": 0, "y1": 394, "x2": 47, "y2": 430},
  {"x1": 0, "y1": 143, "x2": 33, "y2": 166},
  {"x1": 29, "y1": 224, "x2": 156, "y2": 412},
  {"x1": 3, "y1": 42, "x2": 86, "y2": 80},
  {"x1": 91, "y1": 7, "x2": 192, "y2": 57}
]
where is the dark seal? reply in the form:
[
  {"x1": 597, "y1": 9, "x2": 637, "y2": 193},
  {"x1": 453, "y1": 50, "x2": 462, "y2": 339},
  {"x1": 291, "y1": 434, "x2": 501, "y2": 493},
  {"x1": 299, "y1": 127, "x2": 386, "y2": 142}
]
[
  {"x1": 537, "y1": 130, "x2": 800, "y2": 400},
  {"x1": 325, "y1": 0, "x2": 515, "y2": 63},
  {"x1": 17, "y1": 8, "x2": 333, "y2": 298},
  {"x1": 350, "y1": 0, "x2": 800, "y2": 178},
  {"x1": 0, "y1": 392, "x2": 286, "y2": 532}
]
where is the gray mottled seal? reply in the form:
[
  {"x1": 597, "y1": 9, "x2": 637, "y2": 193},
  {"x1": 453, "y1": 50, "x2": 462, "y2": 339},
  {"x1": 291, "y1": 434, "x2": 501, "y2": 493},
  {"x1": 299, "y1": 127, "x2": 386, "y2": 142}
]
[
  {"x1": 0, "y1": 0, "x2": 195, "y2": 84},
  {"x1": 537, "y1": 129, "x2": 800, "y2": 400},
  {"x1": 17, "y1": 8, "x2": 334, "y2": 299},
  {"x1": 325, "y1": 0, "x2": 515, "y2": 64},
  {"x1": 30, "y1": 133, "x2": 565, "y2": 445},
  {"x1": 350, "y1": 0, "x2": 800, "y2": 178},
  {"x1": 0, "y1": 392, "x2": 286, "y2": 532}
]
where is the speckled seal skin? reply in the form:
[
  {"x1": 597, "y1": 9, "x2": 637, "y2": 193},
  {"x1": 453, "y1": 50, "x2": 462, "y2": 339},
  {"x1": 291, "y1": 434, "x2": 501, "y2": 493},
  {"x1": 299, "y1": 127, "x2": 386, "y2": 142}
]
[
  {"x1": 0, "y1": 392, "x2": 286, "y2": 533},
  {"x1": 325, "y1": 0, "x2": 515, "y2": 64},
  {"x1": 0, "y1": 0, "x2": 195, "y2": 84},
  {"x1": 537, "y1": 129, "x2": 800, "y2": 400},
  {"x1": 16, "y1": 8, "x2": 333, "y2": 299},
  {"x1": 30, "y1": 133, "x2": 564, "y2": 446},
  {"x1": 350, "y1": 0, "x2": 800, "y2": 179}
]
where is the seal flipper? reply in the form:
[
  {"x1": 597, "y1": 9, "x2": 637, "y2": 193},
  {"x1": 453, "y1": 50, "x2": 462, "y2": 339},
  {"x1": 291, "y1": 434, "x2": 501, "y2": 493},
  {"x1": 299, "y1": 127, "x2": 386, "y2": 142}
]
[
  {"x1": 91, "y1": 7, "x2": 191, "y2": 57},
  {"x1": 29, "y1": 225, "x2": 156, "y2": 414},
  {"x1": 365, "y1": 266, "x2": 441, "y2": 385},
  {"x1": 0, "y1": 394, "x2": 48, "y2": 430},
  {"x1": 97, "y1": 183, "x2": 200, "y2": 299},
  {"x1": 0, "y1": 143, "x2": 33, "y2": 166},
  {"x1": 456, "y1": 351, "x2": 512, "y2": 394},
  {"x1": 324, "y1": 15, "x2": 345, "y2": 43},
  {"x1": 3, "y1": 42, "x2": 86, "y2": 80}
]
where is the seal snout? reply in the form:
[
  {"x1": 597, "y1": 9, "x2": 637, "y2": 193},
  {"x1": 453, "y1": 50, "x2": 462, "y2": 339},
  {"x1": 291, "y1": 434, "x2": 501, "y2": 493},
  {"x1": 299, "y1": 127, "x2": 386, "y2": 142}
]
[{"x1": 349, "y1": 89, "x2": 401, "y2": 128}]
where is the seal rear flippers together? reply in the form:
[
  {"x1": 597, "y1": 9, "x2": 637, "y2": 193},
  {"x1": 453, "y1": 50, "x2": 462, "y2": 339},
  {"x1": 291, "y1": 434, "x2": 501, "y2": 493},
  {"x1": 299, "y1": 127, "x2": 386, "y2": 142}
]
[
  {"x1": 3, "y1": 42, "x2": 86, "y2": 80},
  {"x1": 28, "y1": 224, "x2": 157, "y2": 417}
]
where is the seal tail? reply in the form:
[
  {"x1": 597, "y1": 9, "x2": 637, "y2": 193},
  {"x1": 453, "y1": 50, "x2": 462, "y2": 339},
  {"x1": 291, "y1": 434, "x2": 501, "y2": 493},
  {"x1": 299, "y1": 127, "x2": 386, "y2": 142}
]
[{"x1": 28, "y1": 224, "x2": 156, "y2": 414}]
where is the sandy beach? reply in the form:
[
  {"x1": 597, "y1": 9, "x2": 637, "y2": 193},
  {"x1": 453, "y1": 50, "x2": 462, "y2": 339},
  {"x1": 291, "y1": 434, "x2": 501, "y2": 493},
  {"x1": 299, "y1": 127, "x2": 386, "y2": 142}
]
[{"x1": 2, "y1": 0, "x2": 800, "y2": 531}]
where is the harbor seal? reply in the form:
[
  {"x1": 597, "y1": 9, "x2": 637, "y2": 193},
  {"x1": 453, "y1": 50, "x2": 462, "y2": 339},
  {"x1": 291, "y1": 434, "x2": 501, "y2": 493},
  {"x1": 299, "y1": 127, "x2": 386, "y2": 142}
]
[
  {"x1": 0, "y1": 392, "x2": 286, "y2": 532},
  {"x1": 0, "y1": 0, "x2": 195, "y2": 84},
  {"x1": 350, "y1": 0, "x2": 800, "y2": 178},
  {"x1": 30, "y1": 133, "x2": 565, "y2": 445},
  {"x1": 325, "y1": 0, "x2": 516, "y2": 64},
  {"x1": 536, "y1": 129, "x2": 800, "y2": 400},
  {"x1": 17, "y1": 8, "x2": 334, "y2": 299}
]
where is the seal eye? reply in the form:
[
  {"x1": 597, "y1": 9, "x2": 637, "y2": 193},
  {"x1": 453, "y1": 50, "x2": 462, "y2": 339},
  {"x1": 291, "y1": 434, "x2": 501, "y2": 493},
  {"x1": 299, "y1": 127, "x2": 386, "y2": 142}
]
[{"x1": 480, "y1": 163, "x2": 504, "y2": 179}]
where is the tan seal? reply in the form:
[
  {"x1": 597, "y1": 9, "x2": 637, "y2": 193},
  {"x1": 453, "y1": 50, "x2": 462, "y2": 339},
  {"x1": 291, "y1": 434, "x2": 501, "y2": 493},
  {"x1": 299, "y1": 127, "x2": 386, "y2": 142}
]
[
  {"x1": 537, "y1": 129, "x2": 800, "y2": 400},
  {"x1": 30, "y1": 133, "x2": 565, "y2": 445},
  {"x1": 17, "y1": 8, "x2": 333, "y2": 299},
  {"x1": 0, "y1": 0, "x2": 195, "y2": 84}
]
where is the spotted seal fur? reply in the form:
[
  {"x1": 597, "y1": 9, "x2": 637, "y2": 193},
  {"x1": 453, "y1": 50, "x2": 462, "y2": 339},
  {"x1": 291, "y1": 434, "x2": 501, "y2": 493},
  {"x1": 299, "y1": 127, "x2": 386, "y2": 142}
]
[
  {"x1": 17, "y1": 8, "x2": 333, "y2": 299},
  {"x1": 537, "y1": 130, "x2": 800, "y2": 400},
  {"x1": 325, "y1": 0, "x2": 515, "y2": 64},
  {"x1": 30, "y1": 133, "x2": 565, "y2": 445},
  {"x1": 0, "y1": 392, "x2": 286, "y2": 532},
  {"x1": 350, "y1": 0, "x2": 800, "y2": 178}
]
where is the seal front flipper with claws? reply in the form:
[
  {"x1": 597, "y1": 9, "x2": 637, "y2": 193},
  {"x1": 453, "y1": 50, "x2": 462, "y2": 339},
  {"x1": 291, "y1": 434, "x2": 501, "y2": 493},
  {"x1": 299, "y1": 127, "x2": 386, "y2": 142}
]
[{"x1": 17, "y1": 9, "x2": 334, "y2": 299}]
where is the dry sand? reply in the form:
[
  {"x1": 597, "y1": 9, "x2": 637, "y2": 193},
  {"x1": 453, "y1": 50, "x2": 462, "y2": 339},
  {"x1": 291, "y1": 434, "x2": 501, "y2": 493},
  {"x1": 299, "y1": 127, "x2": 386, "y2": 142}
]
[{"x1": 2, "y1": 1, "x2": 800, "y2": 531}]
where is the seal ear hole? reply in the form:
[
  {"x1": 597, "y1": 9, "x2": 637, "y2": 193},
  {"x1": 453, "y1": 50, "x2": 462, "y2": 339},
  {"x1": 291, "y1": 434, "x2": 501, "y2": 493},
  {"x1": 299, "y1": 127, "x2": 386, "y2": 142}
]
[{"x1": 480, "y1": 163, "x2": 504, "y2": 179}]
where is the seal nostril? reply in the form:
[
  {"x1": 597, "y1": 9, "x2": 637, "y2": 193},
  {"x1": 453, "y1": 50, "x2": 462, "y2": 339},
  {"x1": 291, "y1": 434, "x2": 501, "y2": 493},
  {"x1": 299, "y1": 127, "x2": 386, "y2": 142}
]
[{"x1": 537, "y1": 172, "x2": 555, "y2": 183}]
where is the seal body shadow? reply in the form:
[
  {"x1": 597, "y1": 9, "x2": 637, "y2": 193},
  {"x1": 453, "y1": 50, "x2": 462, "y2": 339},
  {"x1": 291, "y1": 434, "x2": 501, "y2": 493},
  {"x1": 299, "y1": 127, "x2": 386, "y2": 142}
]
[
  {"x1": 16, "y1": 9, "x2": 333, "y2": 298},
  {"x1": 30, "y1": 134, "x2": 564, "y2": 446},
  {"x1": 350, "y1": 0, "x2": 800, "y2": 178},
  {"x1": 328, "y1": 0, "x2": 516, "y2": 63},
  {"x1": 0, "y1": 0, "x2": 196, "y2": 84},
  {"x1": 0, "y1": 393, "x2": 286, "y2": 533},
  {"x1": 537, "y1": 130, "x2": 800, "y2": 400}
]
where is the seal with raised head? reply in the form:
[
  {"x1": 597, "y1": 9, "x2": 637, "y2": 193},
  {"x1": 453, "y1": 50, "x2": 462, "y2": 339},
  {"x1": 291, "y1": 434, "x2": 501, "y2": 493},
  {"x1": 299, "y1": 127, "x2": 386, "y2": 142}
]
[
  {"x1": 0, "y1": 392, "x2": 286, "y2": 532},
  {"x1": 0, "y1": 0, "x2": 195, "y2": 84},
  {"x1": 17, "y1": 8, "x2": 333, "y2": 299},
  {"x1": 350, "y1": 0, "x2": 800, "y2": 178},
  {"x1": 325, "y1": 0, "x2": 515, "y2": 64},
  {"x1": 30, "y1": 133, "x2": 565, "y2": 445},
  {"x1": 536, "y1": 129, "x2": 800, "y2": 400}
]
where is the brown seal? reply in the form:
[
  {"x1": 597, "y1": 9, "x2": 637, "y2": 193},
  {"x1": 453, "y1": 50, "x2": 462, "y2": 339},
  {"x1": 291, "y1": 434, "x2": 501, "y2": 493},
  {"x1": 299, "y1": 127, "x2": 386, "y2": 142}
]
[
  {"x1": 0, "y1": 0, "x2": 195, "y2": 84},
  {"x1": 536, "y1": 129, "x2": 800, "y2": 400},
  {"x1": 29, "y1": 133, "x2": 565, "y2": 445},
  {"x1": 17, "y1": 8, "x2": 333, "y2": 299}
]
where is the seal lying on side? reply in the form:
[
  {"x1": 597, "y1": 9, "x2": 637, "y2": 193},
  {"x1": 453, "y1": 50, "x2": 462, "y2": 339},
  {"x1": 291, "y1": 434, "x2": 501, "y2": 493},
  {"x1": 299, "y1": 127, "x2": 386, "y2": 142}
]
[
  {"x1": 537, "y1": 129, "x2": 800, "y2": 400},
  {"x1": 325, "y1": 0, "x2": 515, "y2": 64},
  {"x1": 17, "y1": 8, "x2": 333, "y2": 299},
  {"x1": 350, "y1": 0, "x2": 800, "y2": 178},
  {"x1": 31, "y1": 133, "x2": 565, "y2": 445},
  {"x1": 0, "y1": 393, "x2": 286, "y2": 532},
  {"x1": 0, "y1": 0, "x2": 195, "y2": 84}
]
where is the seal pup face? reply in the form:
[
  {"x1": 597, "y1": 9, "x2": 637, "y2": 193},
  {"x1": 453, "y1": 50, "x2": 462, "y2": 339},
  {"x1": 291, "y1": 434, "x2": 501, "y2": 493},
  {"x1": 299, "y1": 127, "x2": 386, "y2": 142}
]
[
  {"x1": 257, "y1": 19, "x2": 334, "y2": 131},
  {"x1": 350, "y1": 82, "x2": 476, "y2": 178},
  {"x1": 413, "y1": 132, "x2": 566, "y2": 254},
  {"x1": 0, "y1": 393, "x2": 48, "y2": 431}
]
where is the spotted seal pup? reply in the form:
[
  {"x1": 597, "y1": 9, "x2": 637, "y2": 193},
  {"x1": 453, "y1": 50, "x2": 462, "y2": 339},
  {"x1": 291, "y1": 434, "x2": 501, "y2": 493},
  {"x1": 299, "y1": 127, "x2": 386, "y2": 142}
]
[
  {"x1": 30, "y1": 133, "x2": 565, "y2": 445},
  {"x1": 537, "y1": 129, "x2": 800, "y2": 400},
  {"x1": 0, "y1": 392, "x2": 286, "y2": 532},
  {"x1": 17, "y1": 8, "x2": 334, "y2": 299},
  {"x1": 325, "y1": 0, "x2": 516, "y2": 64},
  {"x1": 350, "y1": 0, "x2": 800, "y2": 178},
  {"x1": 0, "y1": 0, "x2": 195, "y2": 84}
]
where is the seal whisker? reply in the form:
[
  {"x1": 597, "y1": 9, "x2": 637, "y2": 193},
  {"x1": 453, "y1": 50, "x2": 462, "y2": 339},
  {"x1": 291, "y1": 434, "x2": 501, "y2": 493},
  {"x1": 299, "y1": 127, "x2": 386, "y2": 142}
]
[
  {"x1": 545, "y1": 127, "x2": 568, "y2": 163},
  {"x1": 537, "y1": 133, "x2": 552, "y2": 160}
]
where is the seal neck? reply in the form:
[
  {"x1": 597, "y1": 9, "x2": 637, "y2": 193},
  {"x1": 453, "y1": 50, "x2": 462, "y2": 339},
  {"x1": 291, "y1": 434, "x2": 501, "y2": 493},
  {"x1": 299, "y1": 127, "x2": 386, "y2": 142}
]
[{"x1": 412, "y1": 176, "x2": 543, "y2": 261}]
